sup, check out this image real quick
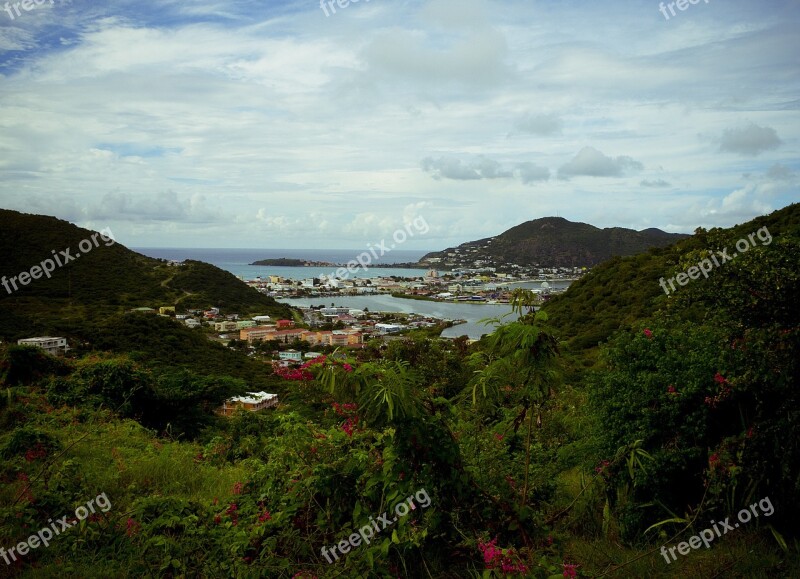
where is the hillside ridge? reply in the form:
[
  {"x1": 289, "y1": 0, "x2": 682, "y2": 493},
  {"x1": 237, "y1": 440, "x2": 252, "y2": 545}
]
[{"x1": 421, "y1": 216, "x2": 690, "y2": 268}]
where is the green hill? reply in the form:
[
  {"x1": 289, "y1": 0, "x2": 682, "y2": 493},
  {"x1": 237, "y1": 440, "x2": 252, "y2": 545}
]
[
  {"x1": 542, "y1": 203, "x2": 800, "y2": 351},
  {"x1": 421, "y1": 216, "x2": 689, "y2": 268},
  {"x1": 0, "y1": 208, "x2": 294, "y2": 381}
]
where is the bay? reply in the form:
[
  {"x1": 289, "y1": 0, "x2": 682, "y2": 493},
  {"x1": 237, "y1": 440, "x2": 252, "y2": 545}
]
[
  {"x1": 279, "y1": 295, "x2": 516, "y2": 340},
  {"x1": 133, "y1": 247, "x2": 432, "y2": 280}
]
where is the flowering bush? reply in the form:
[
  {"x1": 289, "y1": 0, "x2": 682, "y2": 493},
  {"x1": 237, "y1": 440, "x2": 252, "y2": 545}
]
[
  {"x1": 273, "y1": 354, "x2": 355, "y2": 382},
  {"x1": 477, "y1": 537, "x2": 529, "y2": 575}
]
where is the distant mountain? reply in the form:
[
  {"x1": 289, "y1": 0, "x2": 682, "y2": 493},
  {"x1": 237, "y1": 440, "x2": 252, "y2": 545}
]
[
  {"x1": 0, "y1": 209, "x2": 293, "y2": 341},
  {"x1": 420, "y1": 217, "x2": 690, "y2": 268}
]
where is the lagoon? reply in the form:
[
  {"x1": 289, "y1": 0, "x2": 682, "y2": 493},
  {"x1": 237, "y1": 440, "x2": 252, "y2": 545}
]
[{"x1": 279, "y1": 295, "x2": 518, "y2": 340}]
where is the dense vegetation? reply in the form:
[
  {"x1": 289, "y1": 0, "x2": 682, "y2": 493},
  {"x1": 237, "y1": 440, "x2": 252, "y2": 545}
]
[{"x1": 0, "y1": 205, "x2": 798, "y2": 577}]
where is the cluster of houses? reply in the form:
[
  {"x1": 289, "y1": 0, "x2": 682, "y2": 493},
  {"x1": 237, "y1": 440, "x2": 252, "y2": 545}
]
[
  {"x1": 232, "y1": 308, "x2": 437, "y2": 348},
  {"x1": 245, "y1": 267, "x2": 580, "y2": 302},
  {"x1": 120, "y1": 301, "x2": 433, "y2": 346}
]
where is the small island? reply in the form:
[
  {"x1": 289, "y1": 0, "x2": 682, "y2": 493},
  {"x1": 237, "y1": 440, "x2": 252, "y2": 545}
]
[
  {"x1": 250, "y1": 258, "x2": 337, "y2": 267},
  {"x1": 249, "y1": 258, "x2": 428, "y2": 269}
]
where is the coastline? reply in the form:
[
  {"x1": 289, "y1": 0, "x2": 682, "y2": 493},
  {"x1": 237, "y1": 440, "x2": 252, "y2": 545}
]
[{"x1": 390, "y1": 292, "x2": 508, "y2": 305}]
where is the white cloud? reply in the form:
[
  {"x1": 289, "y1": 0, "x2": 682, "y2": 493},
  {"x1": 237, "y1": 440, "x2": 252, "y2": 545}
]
[
  {"x1": 558, "y1": 147, "x2": 643, "y2": 179},
  {"x1": 718, "y1": 123, "x2": 782, "y2": 156},
  {"x1": 516, "y1": 162, "x2": 550, "y2": 184},
  {"x1": 0, "y1": 0, "x2": 797, "y2": 248}
]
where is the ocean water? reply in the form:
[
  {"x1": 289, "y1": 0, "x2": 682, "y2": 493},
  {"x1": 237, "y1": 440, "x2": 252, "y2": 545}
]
[{"x1": 133, "y1": 247, "x2": 432, "y2": 280}]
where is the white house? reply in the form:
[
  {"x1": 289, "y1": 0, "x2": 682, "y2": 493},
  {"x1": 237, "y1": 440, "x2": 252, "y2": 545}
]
[
  {"x1": 17, "y1": 337, "x2": 69, "y2": 356},
  {"x1": 219, "y1": 391, "x2": 279, "y2": 416},
  {"x1": 375, "y1": 323, "x2": 404, "y2": 334}
]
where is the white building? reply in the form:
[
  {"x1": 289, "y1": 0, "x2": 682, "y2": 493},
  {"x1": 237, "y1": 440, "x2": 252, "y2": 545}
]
[
  {"x1": 17, "y1": 337, "x2": 69, "y2": 356},
  {"x1": 219, "y1": 392, "x2": 279, "y2": 416},
  {"x1": 375, "y1": 323, "x2": 404, "y2": 334}
]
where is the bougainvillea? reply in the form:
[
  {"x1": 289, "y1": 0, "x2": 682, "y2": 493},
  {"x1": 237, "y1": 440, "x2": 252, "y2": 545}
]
[{"x1": 477, "y1": 537, "x2": 529, "y2": 575}]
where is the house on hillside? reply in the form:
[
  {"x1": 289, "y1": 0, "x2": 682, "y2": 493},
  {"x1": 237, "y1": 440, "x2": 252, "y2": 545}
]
[
  {"x1": 17, "y1": 337, "x2": 69, "y2": 356},
  {"x1": 218, "y1": 391, "x2": 279, "y2": 416},
  {"x1": 279, "y1": 350, "x2": 302, "y2": 362},
  {"x1": 375, "y1": 323, "x2": 404, "y2": 334}
]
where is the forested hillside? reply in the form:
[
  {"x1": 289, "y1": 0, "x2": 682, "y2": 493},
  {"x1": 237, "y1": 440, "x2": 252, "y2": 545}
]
[{"x1": 0, "y1": 209, "x2": 293, "y2": 342}]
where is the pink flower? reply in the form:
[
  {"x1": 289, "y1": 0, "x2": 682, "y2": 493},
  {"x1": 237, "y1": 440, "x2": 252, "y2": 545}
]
[
  {"x1": 643, "y1": 328, "x2": 653, "y2": 339},
  {"x1": 714, "y1": 372, "x2": 727, "y2": 384},
  {"x1": 478, "y1": 538, "x2": 502, "y2": 565},
  {"x1": 667, "y1": 385, "x2": 678, "y2": 395},
  {"x1": 479, "y1": 538, "x2": 528, "y2": 574},
  {"x1": 494, "y1": 433, "x2": 504, "y2": 441},
  {"x1": 595, "y1": 460, "x2": 610, "y2": 474},
  {"x1": 563, "y1": 563, "x2": 579, "y2": 578}
]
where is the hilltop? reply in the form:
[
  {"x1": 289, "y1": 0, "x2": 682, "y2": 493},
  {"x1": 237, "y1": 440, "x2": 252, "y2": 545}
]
[
  {"x1": 420, "y1": 216, "x2": 689, "y2": 269},
  {"x1": 0, "y1": 209, "x2": 293, "y2": 373}
]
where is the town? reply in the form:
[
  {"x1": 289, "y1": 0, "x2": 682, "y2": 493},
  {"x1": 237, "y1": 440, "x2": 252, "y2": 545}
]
[{"x1": 242, "y1": 266, "x2": 584, "y2": 303}]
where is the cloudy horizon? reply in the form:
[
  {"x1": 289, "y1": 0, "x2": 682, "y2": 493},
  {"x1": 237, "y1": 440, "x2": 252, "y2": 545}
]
[{"x1": 0, "y1": 0, "x2": 798, "y2": 249}]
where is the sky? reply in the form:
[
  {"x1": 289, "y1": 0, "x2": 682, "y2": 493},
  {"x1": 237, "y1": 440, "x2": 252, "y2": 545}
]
[{"x1": 0, "y1": 0, "x2": 798, "y2": 250}]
